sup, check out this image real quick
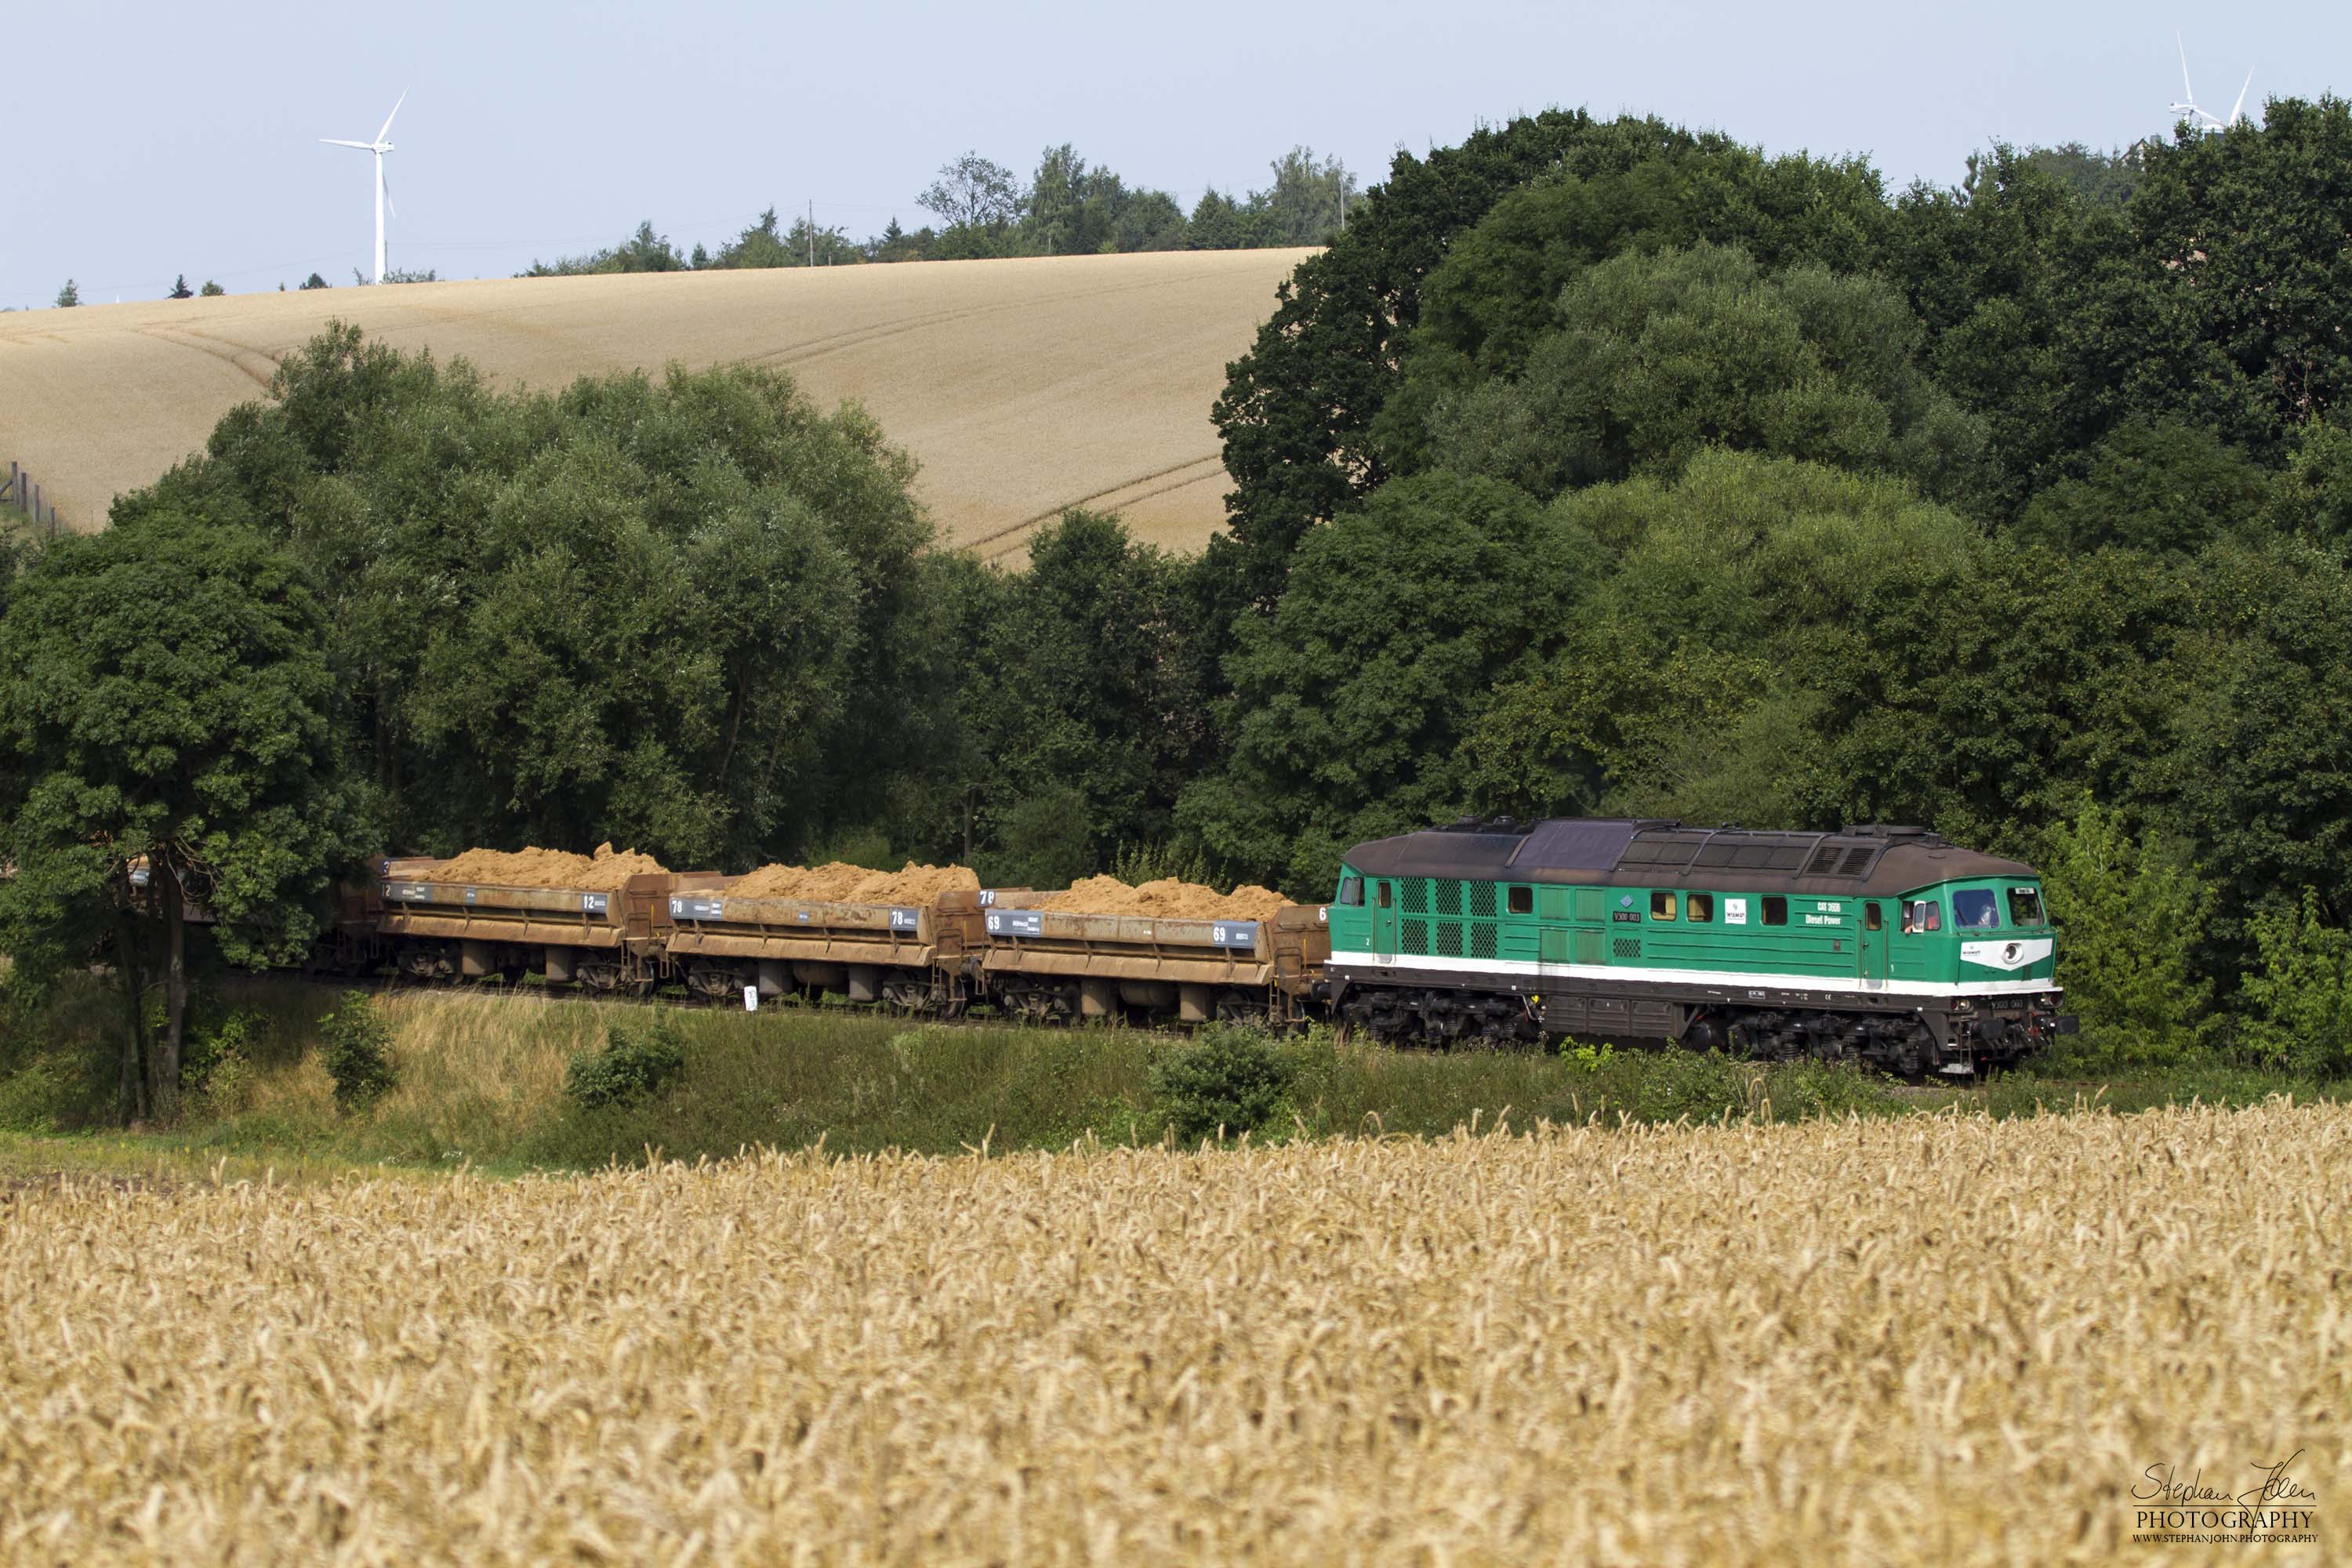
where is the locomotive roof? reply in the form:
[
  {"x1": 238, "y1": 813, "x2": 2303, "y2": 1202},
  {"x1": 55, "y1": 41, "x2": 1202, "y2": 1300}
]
[{"x1": 1342, "y1": 818, "x2": 2034, "y2": 900}]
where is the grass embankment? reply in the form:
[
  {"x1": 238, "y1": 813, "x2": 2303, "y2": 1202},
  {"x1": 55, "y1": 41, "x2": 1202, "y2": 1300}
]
[{"x1": 2, "y1": 977, "x2": 2344, "y2": 1178}]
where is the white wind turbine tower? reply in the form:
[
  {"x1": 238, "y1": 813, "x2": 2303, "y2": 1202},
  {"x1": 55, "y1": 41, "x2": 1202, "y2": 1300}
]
[
  {"x1": 320, "y1": 90, "x2": 407, "y2": 283},
  {"x1": 2170, "y1": 34, "x2": 2253, "y2": 131}
]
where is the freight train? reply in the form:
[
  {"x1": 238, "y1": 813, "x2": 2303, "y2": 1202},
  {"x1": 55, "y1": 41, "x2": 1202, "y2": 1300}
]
[
  {"x1": 296, "y1": 818, "x2": 2071, "y2": 1074},
  {"x1": 316, "y1": 859, "x2": 1327, "y2": 1028}
]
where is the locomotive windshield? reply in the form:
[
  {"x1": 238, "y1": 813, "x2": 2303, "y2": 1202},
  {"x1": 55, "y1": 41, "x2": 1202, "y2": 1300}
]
[
  {"x1": 2007, "y1": 886, "x2": 2047, "y2": 927},
  {"x1": 1952, "y1": 889, "x2": 2001, "y2": 928}
]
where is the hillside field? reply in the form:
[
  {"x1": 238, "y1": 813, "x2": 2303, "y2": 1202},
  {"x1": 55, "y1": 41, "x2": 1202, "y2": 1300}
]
[
  {"x1": 0, "y1": 249, "x2": 1312, "y2": 557},
  {"x1": 2, "y1": 1101, "x2": 2342, "y2": 1564}
]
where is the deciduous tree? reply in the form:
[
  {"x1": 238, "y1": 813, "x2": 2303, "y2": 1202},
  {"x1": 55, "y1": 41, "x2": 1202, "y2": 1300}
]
[{"x1": 0, "y1": 512, "x2": 364, "y2": 1119}]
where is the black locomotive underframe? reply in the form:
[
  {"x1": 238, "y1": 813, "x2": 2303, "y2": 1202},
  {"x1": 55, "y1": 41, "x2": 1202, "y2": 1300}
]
[{"x1": 1324, "y1": 962, "x2": 2068, "y2": 1073}]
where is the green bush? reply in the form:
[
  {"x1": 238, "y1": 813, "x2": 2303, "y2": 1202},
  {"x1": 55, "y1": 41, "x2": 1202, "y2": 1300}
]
[
  {"x1": 183, "y1": 1009, "x2": 260, "y2": 1112},
  {"x1": 2238, "y1": 889, "x2": 2352, "y2": 1077},
  {"x1": 565, "y1": 1014, "x2": 687, "y2": 1110},
  {"x1": 1759, "y1": 1058, "x2": 1900, "y2": 1120},
  {"x1": 1610, "y1": 1048, "x2": 1763, "y2": 1124},
  {"x1": 1151, "y1": 1025, "x2": 1294, "y2": 1142},
  {"x1": 2037, "y1": 800, "x2": 2212, "y2": 1065},
  {"x1": 318, "y1": 992, "x2": 397, "y2": 1111}
]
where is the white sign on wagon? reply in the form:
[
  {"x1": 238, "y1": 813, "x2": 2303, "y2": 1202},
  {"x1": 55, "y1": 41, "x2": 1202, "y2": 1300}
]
[
  {"x1": 1724, "y1": 898, "x2": 1748, "y2": 926},
  {"x1": 743, "y1": 985, "x2": 759, "y2": 1012}
]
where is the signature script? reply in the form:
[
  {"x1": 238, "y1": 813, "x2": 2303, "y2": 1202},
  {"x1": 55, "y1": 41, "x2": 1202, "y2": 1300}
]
[{"x1": 2132, "y1": 1450, "x2": 2318, "y2": 1508}]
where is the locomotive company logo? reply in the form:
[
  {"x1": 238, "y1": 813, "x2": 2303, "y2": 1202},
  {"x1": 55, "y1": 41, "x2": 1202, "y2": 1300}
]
[{"x1": 2130, "y1": 1450, "x2": 2318, "y2": 1546}]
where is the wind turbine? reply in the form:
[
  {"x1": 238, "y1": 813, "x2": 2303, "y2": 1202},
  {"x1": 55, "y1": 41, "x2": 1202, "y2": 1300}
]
[
  {"x1": 321, "y1": 90, "x2": 406, "y2": 283},
  {"x1": 2170, "y1": 34, "x2": 2253, "y2": 131}
]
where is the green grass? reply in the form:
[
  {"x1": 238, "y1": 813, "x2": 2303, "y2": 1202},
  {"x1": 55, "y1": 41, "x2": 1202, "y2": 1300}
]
[{"x1": 2, "y1": 974, "x2": 2345, "y2": 1178}]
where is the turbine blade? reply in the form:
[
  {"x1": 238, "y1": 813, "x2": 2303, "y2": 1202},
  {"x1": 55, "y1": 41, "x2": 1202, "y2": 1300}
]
[
  {"x1": 320, "y1": 139, "x2": 375, "y2": 150},
  {"x1": 2176, "y1": 31, "x2": 2194, "y2": 103},
  {"x1": 2230, "y1": 68, "x2": 2254, "y2": 125},
  {"x1": 376, "y1": 88, "x2": 407, "y2": 147},
  {"x1": 383, "y1": 170, "x2": 396, "y2": 220}
]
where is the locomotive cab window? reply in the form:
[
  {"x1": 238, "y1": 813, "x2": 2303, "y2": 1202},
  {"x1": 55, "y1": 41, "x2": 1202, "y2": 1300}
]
[
  {"x1": 1901, "y1": 900, "x2": 1942, "y2": 934},
  {"x1": 1685, "y1": 893, "x2": 1713, "y2": 923},
  {"x1": 2007, "y1": 886, "x2": 2047, "y2": 927},
  {"x1": 1650, "y1": 891, "x2": 1677, "y2": 921},
  {"x1": 1762, "y1": 896, "x2": 1788, "y2": 926},
  {"x1": 1953, "y1": 888, "x2": 2001, "y2": 929},
  {"x1": 1338, "y1": 877, "x2": 1364, "y2": 907},
  {"x1": 1507, "y1": 886, "x2": 1533, "y2": 916}
]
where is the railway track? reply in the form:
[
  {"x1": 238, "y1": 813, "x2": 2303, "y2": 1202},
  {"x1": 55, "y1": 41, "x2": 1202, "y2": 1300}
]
[{"x1": 292, "y1": 967, "x2": 1231, "y2": 1040}]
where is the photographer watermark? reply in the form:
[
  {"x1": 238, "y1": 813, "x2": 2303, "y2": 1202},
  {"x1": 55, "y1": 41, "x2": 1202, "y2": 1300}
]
[{"x1": 2131, "y1": 1450, "x2": 2318, "y2": 1546}]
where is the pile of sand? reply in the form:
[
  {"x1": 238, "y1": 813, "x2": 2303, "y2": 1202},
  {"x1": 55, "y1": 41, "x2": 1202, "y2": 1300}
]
[
  {"x1": 728, "y1": 861, "x2": 982, "y2": 905},
  {"x1": 1036, "y1": 876, "x2": 1287, "y2": 922},
  {"x1": 430, "y1": 843, "x2": 670, "y2": 891}
]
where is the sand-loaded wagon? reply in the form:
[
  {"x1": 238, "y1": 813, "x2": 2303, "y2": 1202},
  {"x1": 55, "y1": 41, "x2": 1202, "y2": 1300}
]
[
  {"x1": 652, "y1": 862, "x2": 992, "y2": 1011},
  {"x1": 978, "y1": 877, "x2": 1329, "y2": 1025},
  {"x1": 369, "y1": 847, "x2": 672, "y2": 989}
]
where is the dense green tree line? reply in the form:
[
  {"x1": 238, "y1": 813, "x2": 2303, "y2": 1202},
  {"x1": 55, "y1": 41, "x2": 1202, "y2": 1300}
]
[
  {"x1": 521, "y1": 144, "x2": 1356, "y2": 276},
  {"x1": 1189, "y1": 100, "x2": 2352, "y2": 1068},
  {"x1": 10, "y1": 100, "x2": 2352, "y2": 1113}
]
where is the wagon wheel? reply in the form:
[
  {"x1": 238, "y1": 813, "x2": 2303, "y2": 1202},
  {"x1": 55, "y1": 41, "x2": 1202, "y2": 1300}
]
[{"x1": 1214, "y1": 994, "x2": 1266, "y2": 1025}]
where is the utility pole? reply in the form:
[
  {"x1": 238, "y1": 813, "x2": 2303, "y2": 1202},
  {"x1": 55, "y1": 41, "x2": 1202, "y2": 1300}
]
[{"x1": 808, "y1": 200, "x2": 815, "y2": 267}]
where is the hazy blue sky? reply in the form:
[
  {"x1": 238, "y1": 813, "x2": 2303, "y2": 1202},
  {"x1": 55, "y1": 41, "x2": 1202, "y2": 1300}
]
[{"x1": 7, "y1": 0, "x2": 2347, "y2": 307}]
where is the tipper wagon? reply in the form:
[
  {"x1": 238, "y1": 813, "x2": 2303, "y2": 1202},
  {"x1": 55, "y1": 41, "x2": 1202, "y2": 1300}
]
[
  {"x1": 976, "y1": 895, "x2": 1329, "y2": 1025},
  {"x1": 653, "y1": 877, "x2": 996, "y2": 1011},
  {"x1": 366, "y1": 855, "x2": 670, "y2": 990}
]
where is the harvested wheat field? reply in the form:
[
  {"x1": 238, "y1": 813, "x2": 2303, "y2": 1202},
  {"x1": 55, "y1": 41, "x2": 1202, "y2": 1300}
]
[
  {"x1": 0, "y1": 249, "x2": 1310, "y2": 558},
  {"x1": 3, "y1": 1103, "x2": 2344, "y2": 1565}
]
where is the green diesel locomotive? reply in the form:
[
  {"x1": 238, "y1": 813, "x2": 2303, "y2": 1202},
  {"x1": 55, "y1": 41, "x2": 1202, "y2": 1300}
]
[{"x1": 1323, "y1": 818, "x2": 2073, "y2": 1075}]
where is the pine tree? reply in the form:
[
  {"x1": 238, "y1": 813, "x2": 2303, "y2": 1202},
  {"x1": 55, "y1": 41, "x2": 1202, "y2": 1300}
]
[
  {"x1": 53, "y1": 279, "x2": 79, "y2": 308},
  {"x1": 168, "y1": 274, "x2": 193, "y2": 299}
]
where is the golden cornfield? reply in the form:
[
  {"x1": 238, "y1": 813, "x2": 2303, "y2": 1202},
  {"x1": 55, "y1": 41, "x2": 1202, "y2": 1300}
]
[
  {"x1": 3, "y1": 1103, "x2": 2344, "y2": 1566},
  {"x1": 0, "y1": 249, "x2": 1311, "y2": 558}
]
